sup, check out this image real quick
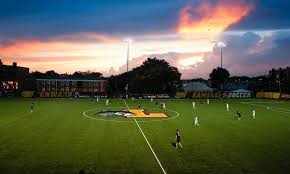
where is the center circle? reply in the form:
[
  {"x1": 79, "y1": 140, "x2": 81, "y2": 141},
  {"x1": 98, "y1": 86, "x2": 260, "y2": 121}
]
[{"x1": 82, "y1": 107, "x2": 179, "y2": 123}]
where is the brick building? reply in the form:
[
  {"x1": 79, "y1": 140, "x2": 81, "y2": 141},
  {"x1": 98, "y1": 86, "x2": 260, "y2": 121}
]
[{"x1": 0, "y1": 60, "x2": 29, "y2": 95}]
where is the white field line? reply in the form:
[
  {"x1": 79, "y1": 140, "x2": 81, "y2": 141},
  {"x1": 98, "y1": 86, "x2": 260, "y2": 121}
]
[
  {"x1": 240, "y1": 102, "x2": 290, "y2": 114},
  {"x1": 123, "y1": 99, "x2": 167, "y2": 174}
]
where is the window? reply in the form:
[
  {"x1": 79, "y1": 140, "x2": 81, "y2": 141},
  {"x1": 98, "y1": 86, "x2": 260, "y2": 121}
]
[
  {"x1": 61, "y1": 81, "x2": 64, "y2": 85},
  {"x1": 72, "y1": 81, "x2": 77, "y2": 85},
  {"x1": 52, "y1": 81, "x2": 55, "y2": 85},
  {"x1": 47, "y1": 81, "x2": 50, "y2": 85},
  {"x1": 66, "y1": 81, "x2": 70, "y2": 86}
]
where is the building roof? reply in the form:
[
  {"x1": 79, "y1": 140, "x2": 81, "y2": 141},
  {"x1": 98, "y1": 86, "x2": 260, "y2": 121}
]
[
  {"x1": 36, "y1": 79, "x2": 106, "y2": 82},
  {"x1": 231, "y1": 89, "x2": 252, "y2": 93},
  {"x1": 183, "y1": 82, "x2": 213, "y2": 92}
]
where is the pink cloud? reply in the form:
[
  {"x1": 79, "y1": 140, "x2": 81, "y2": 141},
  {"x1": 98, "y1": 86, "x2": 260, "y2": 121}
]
[{"x1": 178, "y1": 0, "x2": 253, "y2": 33}]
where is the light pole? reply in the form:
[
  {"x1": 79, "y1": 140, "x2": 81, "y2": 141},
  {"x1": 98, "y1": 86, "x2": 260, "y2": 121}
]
[
  {"x1": 217, "y1": 42, "x2": 226, "y2": 68},
  {"x1": 124, "y1": 38, "x2": 133, "y2": 99},
  {"x1": 277, "y1": 73, "x2": 281, "y2": 93}
]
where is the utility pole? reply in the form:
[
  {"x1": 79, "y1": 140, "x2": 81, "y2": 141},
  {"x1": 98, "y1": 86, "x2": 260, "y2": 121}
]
[
  {"x1": 220, "y1": 47, "x2": 223, "y2": 68},
  {"x1": 124, "y1": 38, "x2": 133, "y2": 99},
  {"x1": 217, "y1": 42, "x2": 226, "y2": 68}
]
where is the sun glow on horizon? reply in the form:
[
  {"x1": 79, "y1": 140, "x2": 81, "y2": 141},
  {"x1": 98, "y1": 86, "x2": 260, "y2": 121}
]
[{"x1": 179, "y1": 56, "x2": 204, "y2": 69}]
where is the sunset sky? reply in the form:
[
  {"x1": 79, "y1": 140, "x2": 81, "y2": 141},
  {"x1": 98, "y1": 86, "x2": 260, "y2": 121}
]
[{"x1": 0, "y1": 0, "x2": 290, "y2": 79}]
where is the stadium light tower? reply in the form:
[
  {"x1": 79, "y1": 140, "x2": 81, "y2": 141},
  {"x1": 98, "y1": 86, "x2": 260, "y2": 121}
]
[
  {"x1": 124, "y1": 38, "x2": 133, "y2": 99},
  {"x1": 217, "y1": 42, "x2": 226, "y2": 68}
]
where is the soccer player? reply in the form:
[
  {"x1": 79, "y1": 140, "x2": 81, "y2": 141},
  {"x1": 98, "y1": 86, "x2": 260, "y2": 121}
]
[
  {"x1": 194, "y1": 116, "x2": 199, "y2": 126},
  {"x1": 163, "y1": 103, "x2": 166, "y2": 110},
  {"x1": 252, "y1": 109, "x2": 256, "y2": 119},
  {"x1": 192, "y1": 101, "x2": 196, "y2": 109},
  {"x1": 106, "y1": 99, "x2": 109, "y2": 106},
  {"x1": 155, "y1": 101, "x2": 159, "y2": 106},
  {"x1": 96, "y1": 96, "x2": 99, "y2": 102},
  {"x1": 207, "y1": 99, "x2": 210, "y2": 104},
  {"x1": 236, "y1": 111, "x2": 241, "y2": 120},
  {"x1": 226, "y1": 103, "x2": 229, "y2": 111},
  {"x1": 30, "y1": 102, "x2": 34, "y2": 113},
  {"x1": 138, "y1": 103, "x2": 141, "y2": 109},
  {"x1": 175, "y1": 129, "x2": 183, "y2": 149},
  {"x1": 150, "y1": 97, "x2": 153, "y2": 102}
]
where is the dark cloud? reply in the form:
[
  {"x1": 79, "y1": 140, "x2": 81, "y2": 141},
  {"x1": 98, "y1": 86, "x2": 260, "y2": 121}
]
[
  {"x1": 0, "y1": 0, "x2": 182, "y2": 39},
  {"x1": 0, "y1": 0, "x2": 289, "y2": 40},
  {"x1": 228, "y1": 0, "x2": 290, "y2": 31},
  {"x1": 217, "y1": 31, "x2": 290, "y2": 76}
]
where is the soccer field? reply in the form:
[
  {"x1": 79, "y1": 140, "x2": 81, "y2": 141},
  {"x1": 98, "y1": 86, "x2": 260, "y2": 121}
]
[{"x1": 0, "y1": 98, "x2": 290, "y2": 174}]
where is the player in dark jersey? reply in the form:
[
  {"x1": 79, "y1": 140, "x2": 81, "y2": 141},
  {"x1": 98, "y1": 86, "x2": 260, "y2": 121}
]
[
  {"x1": 30, "y1": 102, "x2": 34, "y2": 113},
  {"x1": 175, "y1": 129, "x2": 183, "y2": 149},
  {"x1": 236, "y1": 111, "x2": 241, "y2": 120}
]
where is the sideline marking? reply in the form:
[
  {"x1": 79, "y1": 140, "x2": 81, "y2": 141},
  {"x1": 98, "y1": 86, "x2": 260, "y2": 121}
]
[
  {"x1": 123, "y1": 99, "x2": 167, "y2": 174},
  {"x1": 241, "y1": 102, "x2": 290, "y2": 114}
]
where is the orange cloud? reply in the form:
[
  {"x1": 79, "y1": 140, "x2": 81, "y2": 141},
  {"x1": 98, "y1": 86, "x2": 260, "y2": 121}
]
[
  {"x1": 55, "y1": 32, "x2": 118, "y2": 42},
  {"x1": 0, "y1": 40, "x2": 82, "y2": 56},
  {"x1": 178, "y1": 0, "x2": 253, "y2": 33},
  {"x1": 0, "y1": 32, "x2": 119, "y2": 57},
  {"x1": 0, "y1": 33, "x2": 124, "y2": 73}
]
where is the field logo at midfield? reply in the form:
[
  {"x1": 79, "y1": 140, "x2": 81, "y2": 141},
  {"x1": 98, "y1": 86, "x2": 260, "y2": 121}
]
[
  {"x1": 127, "y1": 109, "x2": 168, "y2": 118},
  {"x1": 82, "y1": 107, "x2": 179, "y2": 122},
  {"x1": 96, "y1": 109, "x2": 168, "y2": 118}
]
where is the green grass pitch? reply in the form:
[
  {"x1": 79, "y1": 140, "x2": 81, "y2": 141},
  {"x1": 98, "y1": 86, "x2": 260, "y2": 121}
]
[{"x1": 0, "y1": 98, "x2": 290, "y2": 174}]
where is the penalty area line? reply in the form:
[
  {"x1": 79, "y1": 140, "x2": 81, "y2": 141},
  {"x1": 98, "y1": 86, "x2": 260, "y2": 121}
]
[{"x1": 123, "y1": 99, "x2": 167, "y2": 174}]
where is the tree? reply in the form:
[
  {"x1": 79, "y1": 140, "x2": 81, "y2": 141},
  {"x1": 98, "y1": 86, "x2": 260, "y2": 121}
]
[
  {"x1": 45, "y1": 70, "x2": 60, "y2": 78},
  {"x1": 71, "y1": 71, "x2": 103, "y2": 80},
  {"x1": 209, "y1": 67, "x2": 230, "y2": 90},
  {"x1": 29, "y1": 71, "x2": 45, "y2": 79},
  {"x1": 108, "y1": 57, "x2": 181, "y2": 97}
]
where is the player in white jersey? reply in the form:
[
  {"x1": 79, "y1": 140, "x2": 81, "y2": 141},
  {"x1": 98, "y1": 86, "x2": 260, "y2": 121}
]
[
  {"x1": 194, "y1": 116, "x2": 199, "y2": 126},
  {"x1": 226, "y1": 103, "x2": 229, "y2": 111},
  {"x1": 106, "y1": 99, "x2": 109, "y2": 106},
  {"x1": 207, "y1": 99, "x2": 209, "y2": 104},
  {"x1": 96, "y1": 96, "x2": 99, "y2": 102},
  {"x1": 192, "y1": 101, "x2": 195, "y2": 109},
  {"x1": 163, "y1": 103, "x2": 166, "y2": 109},
  {"x1": 150, "y1": 97, "x2": 153, "y2": 102},
  {"x1": 252, "y1": 109, "x2": 256, "y2": 119}
]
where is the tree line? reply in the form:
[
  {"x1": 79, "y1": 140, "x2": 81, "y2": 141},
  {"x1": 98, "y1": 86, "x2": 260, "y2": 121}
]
[{"x1": 26, "y1": 58, "x2": 290, "y2": 94}]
